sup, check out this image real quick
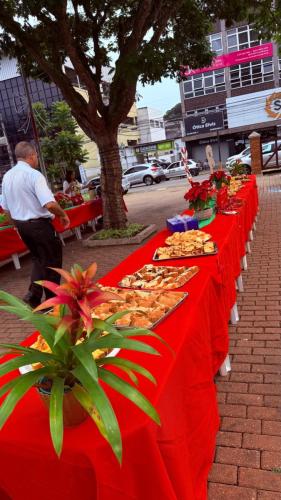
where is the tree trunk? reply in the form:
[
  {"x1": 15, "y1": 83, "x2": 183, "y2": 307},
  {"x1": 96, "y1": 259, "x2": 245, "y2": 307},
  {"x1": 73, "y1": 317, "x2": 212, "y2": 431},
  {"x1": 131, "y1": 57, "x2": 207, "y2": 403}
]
[{"x1": 96, "y1": 131, "x2": 127, "y2": 229}]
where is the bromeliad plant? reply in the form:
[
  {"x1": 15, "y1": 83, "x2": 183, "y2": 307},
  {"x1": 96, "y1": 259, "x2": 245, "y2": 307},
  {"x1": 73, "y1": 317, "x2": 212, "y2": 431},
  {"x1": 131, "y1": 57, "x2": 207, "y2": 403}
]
[
  {"x1": 184, "y1": 180, "x2": 215, "y2": 212},
  {"x1": 0, "y1": 262, "x2": 165, "y2": 462},
  {"x1": 209, "y1": 171, "x2": 231, "y2": 190}
]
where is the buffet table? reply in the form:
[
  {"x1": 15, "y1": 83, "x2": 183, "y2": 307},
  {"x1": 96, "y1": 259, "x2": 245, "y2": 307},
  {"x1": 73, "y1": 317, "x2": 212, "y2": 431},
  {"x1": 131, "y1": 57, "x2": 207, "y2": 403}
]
[
  {"x1": 0, "y1": 177, "x2": 258, "y2": 500},
  {"x1": 0, "y1": 199, "x2": 103, "y2": 267}
]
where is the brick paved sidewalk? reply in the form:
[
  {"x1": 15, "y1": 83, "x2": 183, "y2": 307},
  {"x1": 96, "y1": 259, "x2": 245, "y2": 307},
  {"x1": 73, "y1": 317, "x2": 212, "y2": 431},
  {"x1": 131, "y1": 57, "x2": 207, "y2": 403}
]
[{"x1": 209, "y1": 173, "x2": 281, "y2": 499}]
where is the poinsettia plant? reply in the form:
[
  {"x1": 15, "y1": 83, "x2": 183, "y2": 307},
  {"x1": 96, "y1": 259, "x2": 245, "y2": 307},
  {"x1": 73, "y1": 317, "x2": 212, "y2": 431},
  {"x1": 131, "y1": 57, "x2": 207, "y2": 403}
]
[
  {"x1": 209, "y1": 171, "x2": 231, "y2": 190},
  {"x1": 184, "y1": 180, "x2": 215, "y2": 211},
  {"x1": 0, "y1": 262, "x2": 165, "y2": 462}
]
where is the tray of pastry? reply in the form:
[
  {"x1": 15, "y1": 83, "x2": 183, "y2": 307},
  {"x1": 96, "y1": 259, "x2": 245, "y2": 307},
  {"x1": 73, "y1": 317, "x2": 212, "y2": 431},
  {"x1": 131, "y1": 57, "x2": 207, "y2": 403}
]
[
  {"x1": 165, "y1": 229, "x2": 211, "y2": 247},
  {"x1": 92, "y1": 286, "x2": 188, "y2": 329},
  {"x1": 153, "y1": 241, "x2": 217, "y2": 261},
  {"x1": 118, "y1": 264, "x2": 199, "y2": 290}
]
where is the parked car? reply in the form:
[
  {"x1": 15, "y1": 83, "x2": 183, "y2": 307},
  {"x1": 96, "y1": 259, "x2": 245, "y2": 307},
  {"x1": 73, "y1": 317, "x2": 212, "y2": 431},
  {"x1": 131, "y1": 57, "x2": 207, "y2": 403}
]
[
  {"x1": 226, "y1": 141, "x2": 281, "y2": 174},
  {"x1": 225, "y1": 146, "x2": 251, "y2": 170},
  {"x1": 88, "y1": 176, "x2": 130, "y2": 196},
  {"x1": 123, "y1": 163, "x2": 166, "y2": 186},
  {"x1": 164, "y1": 160, "x2": 200, "y2": 180},
  {"x1": 147, "y1": 158, "x2": 171, "y2": 168}
]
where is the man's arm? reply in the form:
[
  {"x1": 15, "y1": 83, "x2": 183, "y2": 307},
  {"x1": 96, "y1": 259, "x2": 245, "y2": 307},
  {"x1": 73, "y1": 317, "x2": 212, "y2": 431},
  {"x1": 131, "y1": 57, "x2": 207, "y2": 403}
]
[{"x1": 45, "y1": 202, "x2": 70, "y2": 228}]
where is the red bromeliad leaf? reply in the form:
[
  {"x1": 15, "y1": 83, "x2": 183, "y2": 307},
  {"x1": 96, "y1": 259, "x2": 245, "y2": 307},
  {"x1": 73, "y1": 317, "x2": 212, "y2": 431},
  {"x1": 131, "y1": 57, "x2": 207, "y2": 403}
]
[
  {"x1": 71, "y1": 264, "x2": 84, "y2": 283},
  {"x1": 49, "y1": 267, "x2": 74, "y2": 283},
  {"x1": 36, "y1": 280, "x2": 60, "y2": 294},
  {"x1": 34, "y1": 294, "x2": 77, "y2": 312},
  {"x1": 84, "y1": 262, "x2": 97, "y2": 282},
  {"x1": 87, "y1": 290, "x2": 120, "y2": 307}
]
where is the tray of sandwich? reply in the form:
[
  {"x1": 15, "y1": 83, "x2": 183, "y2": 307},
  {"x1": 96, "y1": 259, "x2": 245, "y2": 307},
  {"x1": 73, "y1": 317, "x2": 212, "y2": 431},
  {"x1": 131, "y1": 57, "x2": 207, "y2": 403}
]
[
  {"x1": 93, "y1": 286, "x2": 188, "y2": 329},
  {"x1": 118, "y1": 264, "x2": 199, "y2": 290},
  {"x1": 153, "y1": 240, "x2": 217, "y2": 261}
]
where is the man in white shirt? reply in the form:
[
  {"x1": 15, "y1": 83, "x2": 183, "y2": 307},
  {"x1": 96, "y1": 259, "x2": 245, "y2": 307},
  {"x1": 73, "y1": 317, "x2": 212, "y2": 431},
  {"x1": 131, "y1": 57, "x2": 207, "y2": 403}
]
[{"x1": 1, "y1": 141, "x2": 70, "y2": 308}]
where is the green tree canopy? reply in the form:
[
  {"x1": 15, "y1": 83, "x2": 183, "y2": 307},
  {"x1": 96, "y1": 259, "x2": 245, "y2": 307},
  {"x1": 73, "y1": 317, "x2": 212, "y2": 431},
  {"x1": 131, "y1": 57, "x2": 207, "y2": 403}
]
[
  {"x1": 164, "y1": 103, "x2": 182, "y2": 121},
  {"x1": 33, "y1": 101, "x2": 88, "y2": 182},
  {"x1": 0, "y1": 0, "x2": 259, "y2": 228}
]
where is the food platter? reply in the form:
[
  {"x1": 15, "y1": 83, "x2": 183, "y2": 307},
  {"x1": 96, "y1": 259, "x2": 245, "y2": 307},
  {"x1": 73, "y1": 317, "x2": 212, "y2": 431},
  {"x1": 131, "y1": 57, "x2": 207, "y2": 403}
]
[
  {"x1": 118, "y1": 264, "x2": 199, "y2": 290},
  {"x1": 153, "y1": 242, "x2": 218, "y2": 261},
  {"x1": 165, "y1": 229, "x2": 211, "y2": 246},
  {"x1": 93, "y1": 286, "x2": 188, "y2": 329}
]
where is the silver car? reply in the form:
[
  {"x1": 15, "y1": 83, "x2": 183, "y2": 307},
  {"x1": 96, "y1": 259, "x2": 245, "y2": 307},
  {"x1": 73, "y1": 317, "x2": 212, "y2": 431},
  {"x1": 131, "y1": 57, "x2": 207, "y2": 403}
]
[
  {"x1": 164, "y1": 160, "x2": 200, "y2": 179},
  {"x1": 230, "y1": 141, "x2": 281, "y2": 174},
  {"x1": 123, "y1": 163, "x2": 166, "y2": 186}
]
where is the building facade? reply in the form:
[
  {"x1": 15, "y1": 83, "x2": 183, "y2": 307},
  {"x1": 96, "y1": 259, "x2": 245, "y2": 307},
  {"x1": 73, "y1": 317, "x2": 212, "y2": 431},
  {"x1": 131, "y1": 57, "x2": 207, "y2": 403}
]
[
  {"x1": 137, "y1": 107, "x2": 166, "y2": 143},
  {"x1": 180, "y1": 21, "x2": 281, "y2": 163}
]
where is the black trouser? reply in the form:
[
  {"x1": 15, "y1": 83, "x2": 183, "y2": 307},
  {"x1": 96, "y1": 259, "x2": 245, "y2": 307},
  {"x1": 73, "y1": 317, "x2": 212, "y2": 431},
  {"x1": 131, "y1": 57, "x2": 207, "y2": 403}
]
[{"x1": 15, "y1": 218, "x2": 62, "y2": 306}]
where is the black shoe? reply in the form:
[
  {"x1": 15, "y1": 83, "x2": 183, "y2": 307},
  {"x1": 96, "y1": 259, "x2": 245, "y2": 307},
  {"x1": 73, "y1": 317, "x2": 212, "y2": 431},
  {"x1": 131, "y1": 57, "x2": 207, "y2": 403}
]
[{"x1": 23, "y1": 292, "x2": 41, "y2": 309}]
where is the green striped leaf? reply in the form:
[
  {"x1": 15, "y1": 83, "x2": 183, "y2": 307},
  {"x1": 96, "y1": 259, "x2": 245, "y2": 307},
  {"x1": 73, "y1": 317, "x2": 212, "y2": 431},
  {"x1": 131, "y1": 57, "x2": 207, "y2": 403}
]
[
  {"x1": 49, "y1": 377, "x2": 64, "y2": 457},
  {"x1": 72, "y1": 384, "x2": 108, "y2": 440},
  {"x1": 96, "y1": 357, "x2": 156, "y2": 385},
  {"x1": 98, "y1": 369, "x2": 160, "y2": 426},
  {"x1": 72, "y1": 365, "x2": 122, "y2": 463},
  {"x1": 0, "y1": 351, "x2": 60, "y2": 377},
  {"x1": 71, "y1": 343, "x2": 98, "y2": 381},
  {"x1": 0, "y1": 367, "x2": 55, "y2": 429},
  {"x1": 85, "y1": 336, "x2": 160, "y2": 356}
]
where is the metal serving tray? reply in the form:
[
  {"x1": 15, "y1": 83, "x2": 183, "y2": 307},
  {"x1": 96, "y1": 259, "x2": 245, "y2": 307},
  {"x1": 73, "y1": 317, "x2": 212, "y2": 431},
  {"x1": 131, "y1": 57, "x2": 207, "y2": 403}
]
[
  {"x1": 118, "y1": 265, "x2": 199, "y2": 290},
  {"x1": 152, "y1": 243, "x2": 218, "y2": 262},
  {"x1": 93, "y1": 288, "x2": 188, "y2": 330}
]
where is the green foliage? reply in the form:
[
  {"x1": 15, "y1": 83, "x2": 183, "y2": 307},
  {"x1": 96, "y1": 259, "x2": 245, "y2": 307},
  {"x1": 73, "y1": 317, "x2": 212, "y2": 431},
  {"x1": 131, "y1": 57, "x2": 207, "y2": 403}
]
[
  {"x1": 0, "y1": 262, "x2": 163, "y2": 461},
  {"x1": 164, "y1": 103, "x2": 182, "y2": 120},
  {"x1": 92, "y1": 224, "x2": 145, "y2": 240},
  {"x1": 33, "y1": 101, "x2": 88, "y2": 181},
  {"x1": 230, "y1": 162, "x2": 249, "y2": 176}
]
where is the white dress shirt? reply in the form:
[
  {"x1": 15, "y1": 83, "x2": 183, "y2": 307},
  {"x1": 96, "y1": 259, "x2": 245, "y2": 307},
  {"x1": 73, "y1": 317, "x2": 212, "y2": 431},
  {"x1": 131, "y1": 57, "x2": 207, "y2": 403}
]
[{"x1": 1, "y1": 161, "x2": 55, "y2": 220}]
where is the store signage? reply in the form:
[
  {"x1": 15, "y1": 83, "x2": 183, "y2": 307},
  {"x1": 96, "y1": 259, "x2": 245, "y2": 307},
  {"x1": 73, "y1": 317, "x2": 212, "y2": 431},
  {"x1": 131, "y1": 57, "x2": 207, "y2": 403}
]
[
  {"x1": 265, "y1": 92, "x2": 281, "y2": 119},
  {"x1": 136, "y1": 144, "x2": 157, "y2": 153},
  {"x1": 157, "y1": 140, "x2": 173, "y2": 151},
  {"x1": 226, "y1": 87, "x2": 281, "y2": 128},
  {"x1": 136, "y1": 141, "x2": 174, "y2": 153},
  {"x1": 182, "y1": 42, "x2": 273, "y2": 77},
  {"x1": 184, "y1": 112, "x2": 224, "y2": 135}
]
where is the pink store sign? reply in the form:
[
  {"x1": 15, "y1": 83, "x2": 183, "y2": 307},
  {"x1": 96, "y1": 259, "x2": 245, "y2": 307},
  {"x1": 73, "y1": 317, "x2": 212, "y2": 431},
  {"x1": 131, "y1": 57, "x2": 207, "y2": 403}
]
[{"x1": 182, "y1": 42, "x2": 273, "y2": 77}]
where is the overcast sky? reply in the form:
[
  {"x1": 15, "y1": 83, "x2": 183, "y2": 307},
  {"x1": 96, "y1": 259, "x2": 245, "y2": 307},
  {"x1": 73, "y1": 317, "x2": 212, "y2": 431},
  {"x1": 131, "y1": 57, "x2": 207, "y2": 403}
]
[{"x1": 137, "y1": 77, "x2": 180, "y2": 115}]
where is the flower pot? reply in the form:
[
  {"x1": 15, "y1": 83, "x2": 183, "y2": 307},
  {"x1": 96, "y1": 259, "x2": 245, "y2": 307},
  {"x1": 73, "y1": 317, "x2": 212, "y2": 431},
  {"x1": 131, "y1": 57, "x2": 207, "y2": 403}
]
[
  {"x1": 39, "y1": 385, "x2": 88, "y2": 427},
  {"x1": 194, "y1": 207, "x2": 213, "y2": 221}
]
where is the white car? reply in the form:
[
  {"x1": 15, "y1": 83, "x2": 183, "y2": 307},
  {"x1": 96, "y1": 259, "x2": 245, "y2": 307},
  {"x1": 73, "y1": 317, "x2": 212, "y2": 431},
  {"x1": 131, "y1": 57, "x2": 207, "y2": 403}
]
[
  {"x1": 164, "y1": 160, "x2": 200, "y2": 180},
  {"x1": 228, "y1": 141, "x2": 281, "y2": 174},
  {"x1": 225, "y1": 147, "x2": 251, "y2": 170}
]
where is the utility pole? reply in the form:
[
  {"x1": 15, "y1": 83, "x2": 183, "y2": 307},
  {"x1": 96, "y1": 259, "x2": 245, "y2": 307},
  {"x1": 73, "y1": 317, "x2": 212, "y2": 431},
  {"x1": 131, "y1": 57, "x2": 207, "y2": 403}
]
[{"x1": 20, "y1": 65, "x2": 48, "y2": 179}]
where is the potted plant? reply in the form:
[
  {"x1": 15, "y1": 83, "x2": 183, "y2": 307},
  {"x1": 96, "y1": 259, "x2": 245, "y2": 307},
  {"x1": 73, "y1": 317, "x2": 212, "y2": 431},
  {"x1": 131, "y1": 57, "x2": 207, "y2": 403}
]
[
  {"x1": 184, "y1": 180, "x2": 215, "y2": 221},
  {"x1": 0, "y1": 262, "x2": 164, "y2": 462},
  {"x1": 209, "y1": 171, "x2": 231, "y2": 190}
]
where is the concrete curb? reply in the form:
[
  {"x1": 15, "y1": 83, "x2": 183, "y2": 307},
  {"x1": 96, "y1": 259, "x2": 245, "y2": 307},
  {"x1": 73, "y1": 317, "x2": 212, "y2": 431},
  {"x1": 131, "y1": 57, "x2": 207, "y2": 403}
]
[{"x1": 83, "y1": 224, "x2": 157, "y2": 247}]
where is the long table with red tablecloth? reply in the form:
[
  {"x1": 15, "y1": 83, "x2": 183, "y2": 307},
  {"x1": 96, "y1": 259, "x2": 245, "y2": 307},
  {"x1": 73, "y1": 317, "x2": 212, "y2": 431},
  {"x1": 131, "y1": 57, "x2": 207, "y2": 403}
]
[
  {"x1": 0, "y1": 177, "x2": 258, "y2": 500},
  {"x1": 0, "y1": 199, "x2": 103, "y2": 263}
]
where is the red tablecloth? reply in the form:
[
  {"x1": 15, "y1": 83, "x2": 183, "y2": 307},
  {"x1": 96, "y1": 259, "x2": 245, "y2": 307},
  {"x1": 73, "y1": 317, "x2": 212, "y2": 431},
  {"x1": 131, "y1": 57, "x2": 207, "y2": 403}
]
[
  {"x1": 0, "y1": 177, "x2": 258, "y2": 500},
  {"x1": 53, "y1": 199, "x2": 103, "y2": 233},
  {"x1": 0, "y1": 200, "x2": 103, "y2": 262},
  {"x1": 0, "y1": 227, "x2": 27, "y2": 261}
]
